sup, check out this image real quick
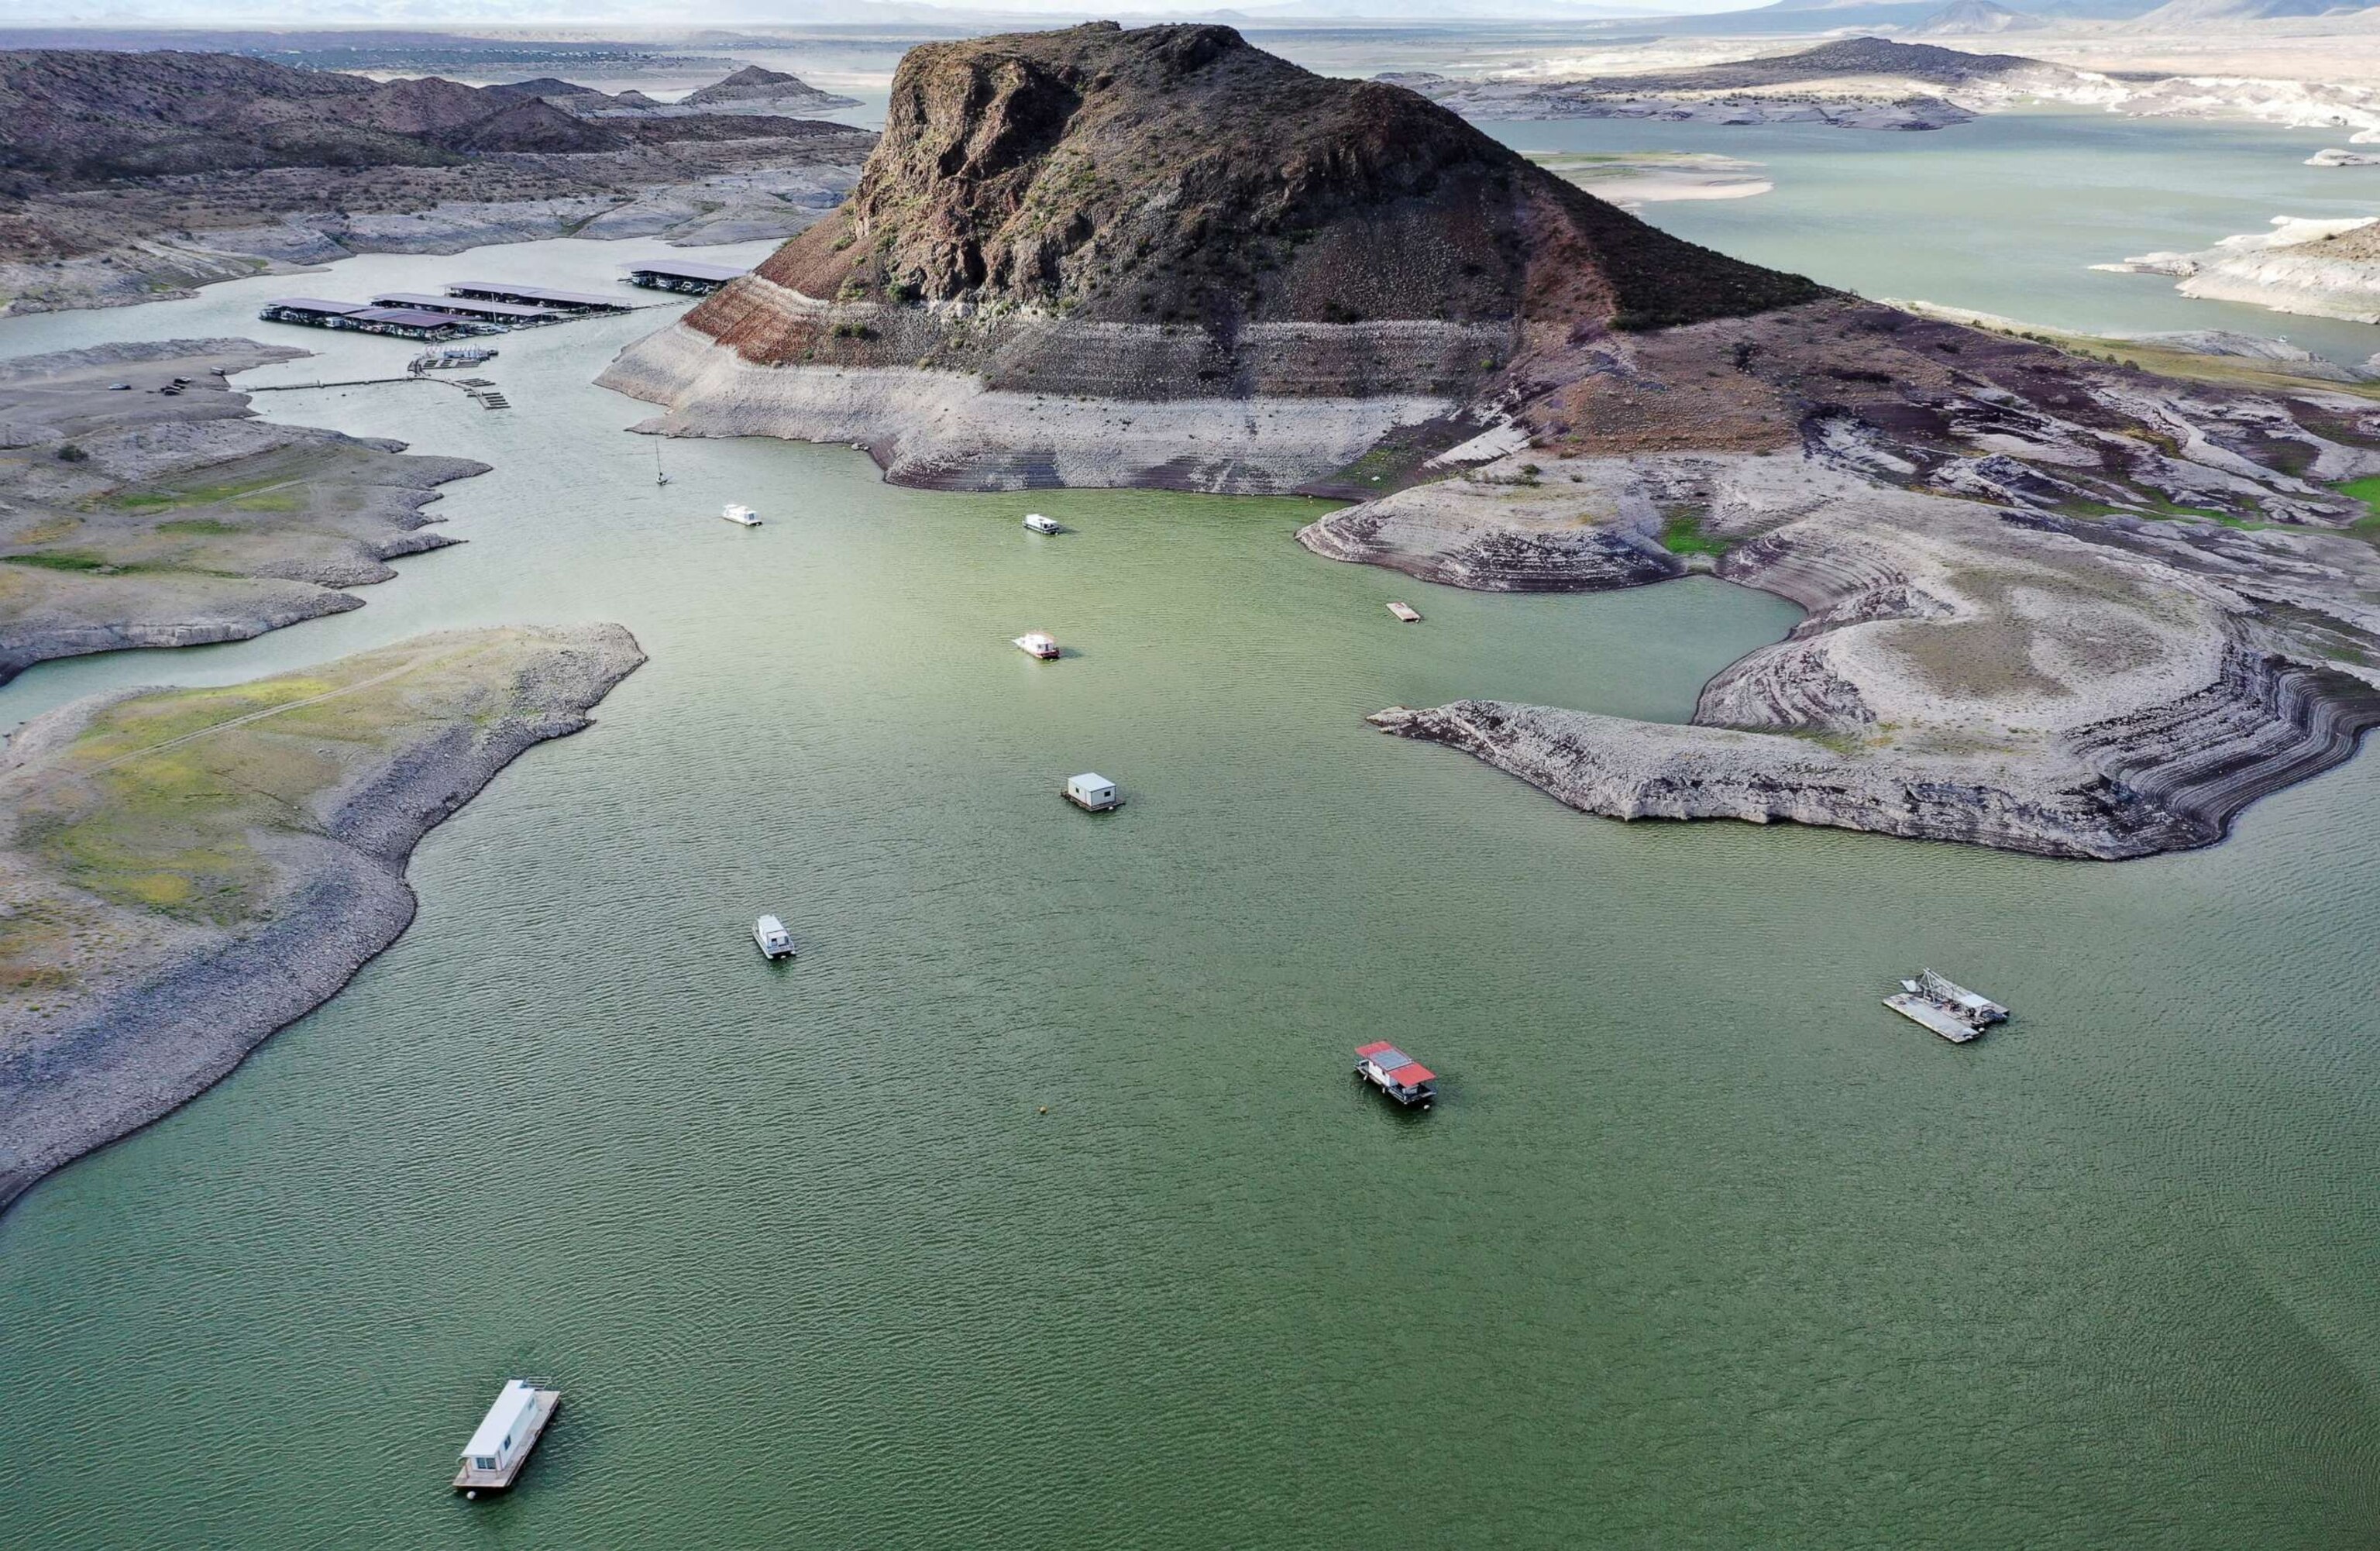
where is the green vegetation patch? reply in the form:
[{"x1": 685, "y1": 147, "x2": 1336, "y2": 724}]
[
  {"x1": 1658, "y1": 511, "x2": 1730, "y2": 557},
  {"x1": 154, "y1": 518, "x2": 243, "y2": 535},
  {"x1": 4, "y1": 550, "x2": 120, "y2": 573},
  {"x1": 105, "y1": 474, "x2": 293, "y2": 512}
]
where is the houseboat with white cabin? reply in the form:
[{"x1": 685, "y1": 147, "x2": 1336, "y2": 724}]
[
  {"x1": 453, "y1": 1379, "x2": 560, "y2": 1496},
  {"x1": 1063, "y1": 773, "x2": 1120, "y2": 811}
]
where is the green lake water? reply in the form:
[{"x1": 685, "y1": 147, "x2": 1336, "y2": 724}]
[{"x1": 0, "y1": 186, "x2": 2377, "y2": 1546}]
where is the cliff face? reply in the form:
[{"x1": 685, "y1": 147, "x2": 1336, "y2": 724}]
[{"x1": 602, "y1": 22, "x2": 1826, "y2": 489}]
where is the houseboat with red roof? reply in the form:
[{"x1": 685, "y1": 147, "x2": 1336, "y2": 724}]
[{"x1": 1355, "y1": 1040, "x2": 1436, "y2": 1109}]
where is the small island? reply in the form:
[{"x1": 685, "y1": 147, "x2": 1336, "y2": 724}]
[{"x1": 0, "y1": 624, "x2": 643, "y2": 1215}]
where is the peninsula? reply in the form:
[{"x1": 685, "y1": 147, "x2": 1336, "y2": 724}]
[
  {"x1": 0, "y1": 340, "x2": 483, "y2": 684},
  {"x1": 604, "y1": 22, "x2": 2380, "y2": 860},
  {"x1": 0, "y1": 624, "x2": 644, "y2": 1216}
]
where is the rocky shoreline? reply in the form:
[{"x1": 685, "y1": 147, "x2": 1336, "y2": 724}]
[
  {"x1": 1304, "y1": 387, "x2": 2380, "y2": 859},
  {"x1": 0, "y1": 624, "x2": 645, "y2": 1216},
  {"x1": 2099, "y1": 216, "x2": 2380, "y2": 326}
]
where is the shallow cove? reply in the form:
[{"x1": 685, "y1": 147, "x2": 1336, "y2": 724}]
[{"x1": 1, "y1": 237, "x2": 2379, "y2": 1547}]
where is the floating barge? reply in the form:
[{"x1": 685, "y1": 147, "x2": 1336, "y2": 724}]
[
  {"x1": 624, "y1": 259, "x2": 750, "y2": 295},
  {"x1": 1355, "y1": 1040, "x2": 1436, "y2": 1108},
  {"x1": 1386, "y1": 601, "x2": 1422, "y2": 623},
  {"x1": 1885, "y1": 969, "x2": 2009, "y2": 1044},
  {"x1": 453, "y1": 1379, "x2": 560, "y2": 1497}
]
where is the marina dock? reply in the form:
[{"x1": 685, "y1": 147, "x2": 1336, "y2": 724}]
[{"x1": 624, "y1": 260, "x2": 751, "y2": 295}]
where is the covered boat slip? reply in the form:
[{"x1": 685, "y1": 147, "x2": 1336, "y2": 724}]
[
  {"x1": 624, "y1": 260, "x2": 750, "y2": 294},
  {"x1": 372, "y1": 291, "x2": 564, "y2": 325},
  {"x1": 443, "y1": 280, "x2": 635, "y2": 315},
  {"x1": 257, "y1": 299, "x2": 480, "y2": 341}
]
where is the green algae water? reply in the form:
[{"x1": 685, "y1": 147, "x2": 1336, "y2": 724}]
[{"x1": 4, "y1": 222, "x2": 2380, "y2": 1548}]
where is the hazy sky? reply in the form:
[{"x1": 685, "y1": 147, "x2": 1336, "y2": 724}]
[{"x1": 13, "y1": 0, "x2": 1777, "y2": 25}]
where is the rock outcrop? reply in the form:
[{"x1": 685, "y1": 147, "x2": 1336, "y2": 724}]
[{"x1": 600, "y1": 21, "x2": 1826, "y2": 491}]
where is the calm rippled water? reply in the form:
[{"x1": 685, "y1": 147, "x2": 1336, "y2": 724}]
[{"x1": 0, "y1": 196, "x2": 2375, "y2": 1547}]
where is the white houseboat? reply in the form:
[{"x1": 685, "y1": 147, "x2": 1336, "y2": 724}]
[
  {"x1": 722, "y1": 503, "x2": 762, "y2": 527},
  {"x1": 453, "y1": 1379, "x2": 560, "y2": 1496},
  {"x1": 1063, "y1": 773, "x2": 1121, "y2": 811},
  {"x1": 1014, "y1": 631, "x2": 1061, "y2": 660},
  {"x1": 754, "y1": 915, "x2": 796, "y2": 960},
  {"x1": 1023, "y1": 513, "x2": 1063, "y2": 535}
]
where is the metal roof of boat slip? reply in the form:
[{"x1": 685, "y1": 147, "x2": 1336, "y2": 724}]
[
  {"x1": 625, "y1": 260, "x2": 750, "y2": 283},
  {"x1": 445, "y1": 281, "x2": 632, "y2": 310}
]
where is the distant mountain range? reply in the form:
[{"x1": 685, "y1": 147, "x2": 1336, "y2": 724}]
[{"x1": 0, "y1": 50, "x2": 855, "y2": 191}]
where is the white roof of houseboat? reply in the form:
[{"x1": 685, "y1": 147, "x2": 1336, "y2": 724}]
[
  {"x1": 1069, "y1": 772, "x2": 1111, "y2": 788},
  {"x1": 463, "y1": 1381, "x2": 539, "y2": 1458}
]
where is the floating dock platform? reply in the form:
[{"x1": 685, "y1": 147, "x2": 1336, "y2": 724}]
[
  {"x1": 1386, "y1": 601, "x2": 1422, "y2": 622},
  {"x1": 1886, "y1": 969, "x2": 2008, "y2": 1044}
]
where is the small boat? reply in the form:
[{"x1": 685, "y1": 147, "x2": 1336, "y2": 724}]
[
  {"x1": 753, "y1": 915, "x2": 796, "y2": 960},
  {"x1": 1386, "y1": 601, "x2": 1422, "y2": 623},
  {"x1": 655, "y1": 444, "x2": 670, "y2": 487},
  {"x1": 1014, "y1": 631, "x2": 1060, "y2": 659},
  {"x1": 1063, "y1": 772, "x2": 1121, "y2": 812},
  {"x1": 1884, "y1": 968, "x2": 2008, "y2": 1044},
  {"x1": 1023, "y1": 513, "x2": 1063, "y2": 535},
  {"x1": 722, "y1": 503, "x2": 762, "y2": 527},
  {"x1": 453, "y1": 1379, "x2": 561, "y2": 1497},
  {"x1": 1355, "y1": 1040, "x2": 1436, "y2": 1109}
]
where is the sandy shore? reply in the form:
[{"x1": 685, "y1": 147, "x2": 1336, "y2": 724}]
[{"x1": 0, "y1": 624, "x2": 644, "y2": 1216}]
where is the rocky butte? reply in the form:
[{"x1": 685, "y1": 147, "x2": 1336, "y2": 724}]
[{"x1": 603, "y1": 21, "x2": 2380, "y2": 861}]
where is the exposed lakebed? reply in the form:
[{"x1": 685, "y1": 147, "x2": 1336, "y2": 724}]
[{"x1": 2, "y1": 224, "x2": 2378, "y2": 1551}]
